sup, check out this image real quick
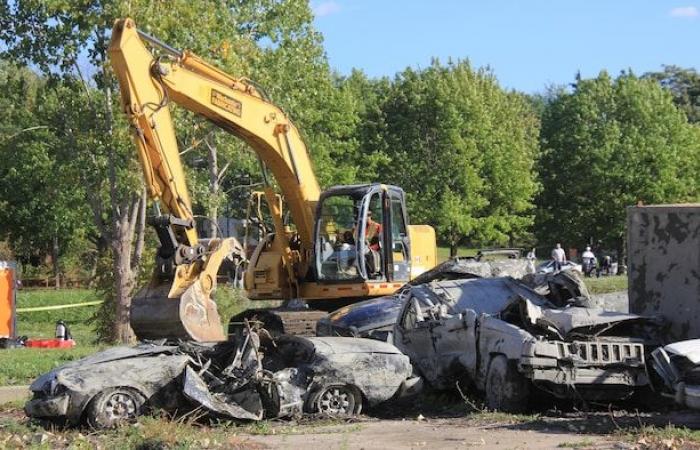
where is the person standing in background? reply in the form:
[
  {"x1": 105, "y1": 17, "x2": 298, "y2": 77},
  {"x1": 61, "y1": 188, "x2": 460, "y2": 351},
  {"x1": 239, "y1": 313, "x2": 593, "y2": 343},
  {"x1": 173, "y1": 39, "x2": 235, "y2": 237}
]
[
  {"x1": 551, "y1": 243, "x2": 566, "y2": 272},
  {"x1": 526, "y1": 248, "x2": 537, "y2": 273}
]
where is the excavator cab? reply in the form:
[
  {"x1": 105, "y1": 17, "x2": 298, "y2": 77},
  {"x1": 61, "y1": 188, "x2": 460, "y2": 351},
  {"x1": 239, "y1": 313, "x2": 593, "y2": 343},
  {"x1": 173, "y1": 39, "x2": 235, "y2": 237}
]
[{"x1": 314, "y1": 184, "x2": 411, "y2": 284}]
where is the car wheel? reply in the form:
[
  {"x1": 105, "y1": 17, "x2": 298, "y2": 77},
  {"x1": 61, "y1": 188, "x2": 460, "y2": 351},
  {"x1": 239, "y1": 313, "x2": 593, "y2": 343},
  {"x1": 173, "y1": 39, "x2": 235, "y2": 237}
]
[
  {"x1": 85, "y1": 387, "x2": 145, "y2": 429},
  {"x1": 485, "y1": 355, "x2": 530, "y2": 413},
  {"x1": 309, "y1": 385, "x2": 362, "y2": 416}
]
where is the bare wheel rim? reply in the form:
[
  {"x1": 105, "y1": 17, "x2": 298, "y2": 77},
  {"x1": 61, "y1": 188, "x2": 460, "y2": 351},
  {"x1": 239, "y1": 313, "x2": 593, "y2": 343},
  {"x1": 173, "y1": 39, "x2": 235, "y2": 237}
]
[
  {"x1": 103, "y1": 392, "x2": 138, "y2": 422},
  {"x1": 317, "y1": 386, "x2": 356, "y2": 415}
]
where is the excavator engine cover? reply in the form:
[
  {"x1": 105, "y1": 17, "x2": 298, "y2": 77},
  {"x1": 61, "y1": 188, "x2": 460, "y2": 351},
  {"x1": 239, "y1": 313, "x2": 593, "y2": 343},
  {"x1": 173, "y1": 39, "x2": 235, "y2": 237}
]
[{"x1": 130, "y1": 283, "x2": 226, "y2": 342}]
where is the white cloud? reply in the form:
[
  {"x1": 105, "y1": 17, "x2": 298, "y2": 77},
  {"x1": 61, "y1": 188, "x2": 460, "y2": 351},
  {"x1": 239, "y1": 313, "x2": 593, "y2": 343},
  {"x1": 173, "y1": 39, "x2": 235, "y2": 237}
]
[
  {"x1": 313, "y1": 1, "x2": 341, "y2": 17},
  {"x1": 669, "y1": 6, "x2": 699, "y2": 18}
]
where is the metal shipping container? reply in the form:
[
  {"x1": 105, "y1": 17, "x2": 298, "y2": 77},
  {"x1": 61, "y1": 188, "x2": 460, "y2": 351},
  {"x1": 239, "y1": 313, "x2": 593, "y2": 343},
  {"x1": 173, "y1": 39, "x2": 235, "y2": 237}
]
[{"x1": 628, "y1": 205, "x2": 700, "y2": 341}]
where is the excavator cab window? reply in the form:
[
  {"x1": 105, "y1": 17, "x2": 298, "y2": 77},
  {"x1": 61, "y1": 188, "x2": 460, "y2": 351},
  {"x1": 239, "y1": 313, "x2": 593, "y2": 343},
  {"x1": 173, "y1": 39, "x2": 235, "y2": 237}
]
[
  {"x1": 364, "y1": 193, "x2": 385, "y2": 279},
  {"x1": 316, "y1": 194, "x2": 361, "y2": 281},
  {"x1": 389, "y1": 191, "x2": 411, "y2": 281},
  {"x1": 315, "y1": 185, "x2": 411, "y2": 283}
]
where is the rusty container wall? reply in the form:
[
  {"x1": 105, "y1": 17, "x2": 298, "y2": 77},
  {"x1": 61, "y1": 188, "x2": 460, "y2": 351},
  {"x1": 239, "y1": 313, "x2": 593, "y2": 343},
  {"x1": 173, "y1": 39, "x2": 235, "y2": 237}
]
[
  {"x1": 627, "y1": 205, "x2": 700, "y2": 341},
  {"x1": 0, "y1": 261, "x2": 17, "y2": 338}
]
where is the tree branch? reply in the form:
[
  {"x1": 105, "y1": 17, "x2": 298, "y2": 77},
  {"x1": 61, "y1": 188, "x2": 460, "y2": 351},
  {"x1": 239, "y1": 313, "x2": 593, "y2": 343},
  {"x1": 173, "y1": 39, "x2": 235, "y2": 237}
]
[
  {"x1": 3, "y1": 126, "x2": 50, "y2": 143},
  {"x1": 217, "y1": 161, "x2": 231, "y2": 183}
]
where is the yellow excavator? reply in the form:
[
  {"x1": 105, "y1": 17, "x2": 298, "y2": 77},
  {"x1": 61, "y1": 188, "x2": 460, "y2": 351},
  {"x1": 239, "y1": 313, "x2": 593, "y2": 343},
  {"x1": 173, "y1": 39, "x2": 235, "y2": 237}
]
[{"x1": 108, "y1": 18, "x2": 437, "y2": 342}]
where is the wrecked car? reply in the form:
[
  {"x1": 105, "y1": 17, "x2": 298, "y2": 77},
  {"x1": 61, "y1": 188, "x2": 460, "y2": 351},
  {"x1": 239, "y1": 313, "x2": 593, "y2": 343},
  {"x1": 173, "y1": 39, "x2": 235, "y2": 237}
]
[
  {"x1": 392, "y1": 276, "x2": 656, "y2": 412},
  {"x1": 536, "y1": 260, "x2": 582, "y2": 274},
  {"x1": 316, "y1": 257, "x2": 530, "y2": 340},
  {"x1": 650, "y1": 339, "x2": 700, "y2": 410},
  {"x1": 25, "y1": 333, "x2": 415, "y2": 428}
]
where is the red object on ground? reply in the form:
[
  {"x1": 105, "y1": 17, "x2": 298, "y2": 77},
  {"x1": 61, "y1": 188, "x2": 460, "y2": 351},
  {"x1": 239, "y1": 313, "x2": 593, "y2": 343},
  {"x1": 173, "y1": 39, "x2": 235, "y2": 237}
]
[{"x1": 24, "y1": 338, "x2": 76, "y2": 349}]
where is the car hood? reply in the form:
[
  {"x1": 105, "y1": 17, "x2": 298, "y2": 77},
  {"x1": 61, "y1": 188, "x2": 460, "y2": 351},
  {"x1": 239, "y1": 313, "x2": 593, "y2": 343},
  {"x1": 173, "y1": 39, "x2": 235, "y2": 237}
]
[
  {"x1": 518, "y1": 297, "x2": 650, "y2": 337},
  {"x1": 322, "y1": 295, "x2": 403, "y2": 334},
  {"x1": 30, "y1": 344, "x2": 189, "y2": 393}
]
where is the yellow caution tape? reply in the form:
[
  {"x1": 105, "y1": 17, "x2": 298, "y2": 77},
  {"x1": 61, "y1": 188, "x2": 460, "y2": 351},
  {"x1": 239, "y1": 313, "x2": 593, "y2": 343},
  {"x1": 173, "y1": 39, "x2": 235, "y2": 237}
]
[{"x1": 16, "y1": 300, "x2": 103, "y2": 312}]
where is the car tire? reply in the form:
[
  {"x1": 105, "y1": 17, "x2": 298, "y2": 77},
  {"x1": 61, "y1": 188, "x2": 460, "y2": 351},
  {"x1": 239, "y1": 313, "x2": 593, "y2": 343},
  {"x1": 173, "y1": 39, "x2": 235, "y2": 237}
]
[
  {"x1": 485, "y1": 355, "x2": 530, "y2": 413},
  {"x1": 85, "y1": 387, "x2": 146, "y2": 429},
  {"x1": 308, "y1": 384, "x2": 363, "y2": 416}
]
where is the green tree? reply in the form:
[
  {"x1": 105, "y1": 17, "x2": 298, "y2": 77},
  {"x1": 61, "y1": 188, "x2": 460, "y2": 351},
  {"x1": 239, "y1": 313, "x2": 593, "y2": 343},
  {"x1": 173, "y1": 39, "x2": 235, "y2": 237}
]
[
  {"x1": 0, "y1": 65, "x2": 91, "y2": 286},
  {"x1": 645, "y1": 65, "x2": 700, "y2": 123},
  {"x1": 537, "y1": 71, "x2": 700, "y2": 259},
  {"x1": 368, "y1": 60, "x2": 540, "y2": 255}
]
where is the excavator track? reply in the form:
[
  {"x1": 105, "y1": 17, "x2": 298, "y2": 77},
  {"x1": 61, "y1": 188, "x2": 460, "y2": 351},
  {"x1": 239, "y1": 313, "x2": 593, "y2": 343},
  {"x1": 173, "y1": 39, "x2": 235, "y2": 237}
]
[{"x1": 228, "y1": 309, "x2": 328, "y2": 337}]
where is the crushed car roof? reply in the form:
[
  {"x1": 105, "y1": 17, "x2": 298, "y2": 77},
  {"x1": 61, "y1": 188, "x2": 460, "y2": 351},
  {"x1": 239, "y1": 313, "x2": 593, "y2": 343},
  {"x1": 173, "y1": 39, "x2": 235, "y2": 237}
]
[
  {"x1": 664, "y1": 339, "x2": 700, "y2": 364},
  {"x1": 414, "y1": 277, "x2": 548, "y2": 315}
]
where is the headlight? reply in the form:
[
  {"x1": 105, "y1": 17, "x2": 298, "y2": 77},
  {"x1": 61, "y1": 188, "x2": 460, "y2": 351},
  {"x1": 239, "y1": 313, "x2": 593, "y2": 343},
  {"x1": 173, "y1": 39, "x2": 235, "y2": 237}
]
[{"x1": 43, "y1": 375, "x2": 66, "y2": 396}]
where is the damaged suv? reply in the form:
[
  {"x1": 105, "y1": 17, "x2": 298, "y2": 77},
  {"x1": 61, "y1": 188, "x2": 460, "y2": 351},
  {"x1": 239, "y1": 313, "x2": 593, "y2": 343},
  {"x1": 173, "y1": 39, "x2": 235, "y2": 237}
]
[
  {"x1": 25, "y1": 332, "x2": 415, "y2": 428},
  {"x1": 393, "y1": 276, "x2": 656, "y2": 412}
]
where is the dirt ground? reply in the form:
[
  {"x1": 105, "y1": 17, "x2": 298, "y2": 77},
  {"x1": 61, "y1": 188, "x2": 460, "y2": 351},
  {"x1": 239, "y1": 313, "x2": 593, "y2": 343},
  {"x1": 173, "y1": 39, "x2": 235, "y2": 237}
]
[
  {"x1": 236, "y1": 410, "x2": 700, "y2": 450},
  {"x1": 241, "y1": 416, "x2": 606, "y2": 449},
  {"x1": 3, "y1": 400, "x2": 700, "y2": 449}
]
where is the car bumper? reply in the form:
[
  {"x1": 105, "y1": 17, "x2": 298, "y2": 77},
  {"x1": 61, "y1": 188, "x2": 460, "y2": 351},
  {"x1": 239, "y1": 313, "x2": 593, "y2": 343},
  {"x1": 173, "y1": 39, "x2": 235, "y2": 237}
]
[
  {"x1": 25, "y1": 394, "x2": 71, "y2": 419},
  {"x1": 671, "y1": 382, "x2": 700, "y2": 410}
]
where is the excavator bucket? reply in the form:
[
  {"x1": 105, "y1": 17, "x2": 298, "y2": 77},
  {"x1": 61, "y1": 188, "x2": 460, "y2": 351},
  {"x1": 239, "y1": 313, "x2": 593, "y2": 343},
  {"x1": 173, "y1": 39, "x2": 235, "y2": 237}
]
[{"x1": 130, "y1": 282, "x2": 226, "y2": 342}]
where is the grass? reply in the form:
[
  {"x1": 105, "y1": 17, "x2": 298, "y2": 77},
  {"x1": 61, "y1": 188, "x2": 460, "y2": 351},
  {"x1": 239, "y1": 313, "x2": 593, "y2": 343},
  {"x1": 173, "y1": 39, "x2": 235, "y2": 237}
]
[
  {"x1": 0, "y1": 400, "x2": 363, "y2": 449},
  {"x1": 437, "y1": 246, "x2": 478, "y2": 263},
  {"x1": 618, "y1": 424, "x2": 700, "y2": 449},
  {"x1": 584, "y1": 275, "x2": 628, "y2": 294},
  {"x1": 1, "y1": 289, "x2": 104, "y2": 386},
  {"x1": 0, "y1": 409, "x2": 275, "y2": 449},
  {"x1": 557, "y1": 439, "x2": 596, "y2": 448},
  {"x1": 2, "y1": 286, "x2": 268, "y2": 387}
]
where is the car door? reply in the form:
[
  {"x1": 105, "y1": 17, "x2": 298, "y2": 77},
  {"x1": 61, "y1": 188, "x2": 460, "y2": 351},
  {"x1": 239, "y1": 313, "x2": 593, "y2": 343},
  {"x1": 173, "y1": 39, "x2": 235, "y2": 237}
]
[
  {"x1": 428, "y1": 309, "x2": 479, "y2": 383},
  {"x1": 394, "y1": 293, "x2": 437, "y2": 383}
]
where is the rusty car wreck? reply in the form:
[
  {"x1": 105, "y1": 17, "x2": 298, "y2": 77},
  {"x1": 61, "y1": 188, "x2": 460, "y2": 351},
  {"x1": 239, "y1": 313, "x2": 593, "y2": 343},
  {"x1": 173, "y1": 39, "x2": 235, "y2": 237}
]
[
  {"x1": 391, "y1": 276, "x2": 657, "y2": 412},
  {"x1": 25, "y1": 332, "x2": 416, "y2": 428}
]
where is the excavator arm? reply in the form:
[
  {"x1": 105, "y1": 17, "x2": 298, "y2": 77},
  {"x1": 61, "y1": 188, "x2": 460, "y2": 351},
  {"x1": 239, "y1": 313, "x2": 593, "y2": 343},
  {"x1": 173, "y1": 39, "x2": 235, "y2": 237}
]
[{"x1": 108, "y1": 18, "x2": 320, "y2": 341}]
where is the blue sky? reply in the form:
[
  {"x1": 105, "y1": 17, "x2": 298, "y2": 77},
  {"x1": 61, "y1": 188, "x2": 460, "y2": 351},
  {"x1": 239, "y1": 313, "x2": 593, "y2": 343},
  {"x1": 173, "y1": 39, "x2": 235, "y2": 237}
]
[{"x1": 311, "y1": 1, "x2": 700, "y2": 93}]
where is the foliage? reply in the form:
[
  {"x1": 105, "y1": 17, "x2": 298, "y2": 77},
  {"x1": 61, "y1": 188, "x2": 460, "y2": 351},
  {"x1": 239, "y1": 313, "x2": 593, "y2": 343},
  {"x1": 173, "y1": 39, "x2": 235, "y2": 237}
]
[
  {"x1": 357, "y1": 60, "x2": 540, "y2": 252},
  {"x1": 0, "y1": 65, "x2": 92, "y2": 275},
  {"x1": 537, "y1": 71, "x2": 700, "y2": 256},
  {"x1": 645, "y1": 65, "x2": 700, "y2": 123}
]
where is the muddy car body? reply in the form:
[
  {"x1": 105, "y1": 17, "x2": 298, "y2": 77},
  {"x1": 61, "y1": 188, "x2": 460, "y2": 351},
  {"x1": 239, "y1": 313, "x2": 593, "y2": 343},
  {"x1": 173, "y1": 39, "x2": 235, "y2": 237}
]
[
  {"x1": 392, "y1": 277, "x2": 655, "y2": 411},
  {"x1": 26, "y1": 335, "x2": 414, "y2": 428}
]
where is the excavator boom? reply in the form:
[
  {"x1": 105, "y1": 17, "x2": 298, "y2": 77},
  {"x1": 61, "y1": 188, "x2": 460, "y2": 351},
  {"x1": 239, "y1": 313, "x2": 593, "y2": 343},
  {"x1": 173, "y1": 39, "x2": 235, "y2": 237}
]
[{"x1": 108, "y1": 18, "x2": 321, "y2": 341}]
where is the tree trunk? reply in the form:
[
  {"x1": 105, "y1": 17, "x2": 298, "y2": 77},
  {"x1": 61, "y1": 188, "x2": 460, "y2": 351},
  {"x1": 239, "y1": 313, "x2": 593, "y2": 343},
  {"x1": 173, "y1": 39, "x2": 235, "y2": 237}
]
[
  {"x1": 450, "y1": 231, "x2": 459, "y2": 258},
  {"x1": 103, "y1": 50, "x2": 137, "y2": 343},
  {"x1": 112, "y1": 203, "x2": 135, "y2": 343},
  {"x1": 52, "y1": 234, "x2": 60, "y2": 289},
  {"x1": 206, "y1": 138, "x2": 219, "y2": 238},
  {"x1": 616, "y1": 235, "x2": 626, "y2": 274}
]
